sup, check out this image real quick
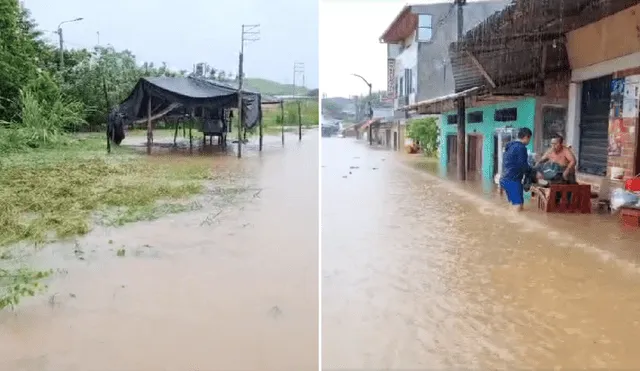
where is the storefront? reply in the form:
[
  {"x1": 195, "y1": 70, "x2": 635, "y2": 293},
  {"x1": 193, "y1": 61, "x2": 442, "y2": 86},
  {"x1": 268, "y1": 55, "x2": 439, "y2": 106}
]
[{"x1": 565, "y1": 4, "x2": 640, "y2": 184}]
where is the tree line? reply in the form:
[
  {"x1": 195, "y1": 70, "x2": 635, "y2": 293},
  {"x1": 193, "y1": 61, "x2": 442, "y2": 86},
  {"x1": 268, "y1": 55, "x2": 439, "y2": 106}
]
[{"x1": 0, "y1": 1, "x2": 246, "y2": 150}]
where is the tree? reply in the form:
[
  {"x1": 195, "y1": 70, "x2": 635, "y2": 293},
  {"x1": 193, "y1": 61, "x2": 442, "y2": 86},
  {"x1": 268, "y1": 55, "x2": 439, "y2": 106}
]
[{"x1": 406, "y1": 117, "x2": 439, "y2": 156}]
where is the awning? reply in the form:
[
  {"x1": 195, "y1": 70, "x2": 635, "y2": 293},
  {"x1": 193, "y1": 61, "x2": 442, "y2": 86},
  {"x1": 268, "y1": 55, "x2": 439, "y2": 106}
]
[
  {"x1": 359, "y1": 118, "x2": 382, "y2": 131},
  {"x1": 399, "y1": 87, "x2": 481, "y2": 114}
]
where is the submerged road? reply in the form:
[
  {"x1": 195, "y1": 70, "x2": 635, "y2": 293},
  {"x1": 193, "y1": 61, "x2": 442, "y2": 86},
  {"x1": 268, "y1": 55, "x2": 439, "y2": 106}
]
[
  {"x1": 0, "y1": 132, "x2": 318, "y2": 371},
  {"x1": 322, "y1": 137, "x2": 640, "y2": 369}
]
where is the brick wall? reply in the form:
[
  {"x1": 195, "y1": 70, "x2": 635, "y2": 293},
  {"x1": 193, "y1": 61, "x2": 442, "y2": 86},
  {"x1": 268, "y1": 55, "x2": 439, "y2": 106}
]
[{"x1": 607, "y1": 68, "x2": 640, "y2": 179}]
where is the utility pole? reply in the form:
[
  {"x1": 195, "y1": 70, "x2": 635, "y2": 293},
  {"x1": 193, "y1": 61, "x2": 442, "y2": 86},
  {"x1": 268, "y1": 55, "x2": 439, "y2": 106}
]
[
  {"x1": 352, "y1": 73, "x2": 373, "y2": 145},
  {"x1": 293, "y1": 62, "x2": 305, "y2": 140},
  {"x1": 237, "y1": 24, "x2": 260, "y2": 158},
  {"x1": 56, "y1": 17, "x2": 83, "y2": 71},
  {"x1": 455, "y1": 0, "x2": 467, "y2": 181}
]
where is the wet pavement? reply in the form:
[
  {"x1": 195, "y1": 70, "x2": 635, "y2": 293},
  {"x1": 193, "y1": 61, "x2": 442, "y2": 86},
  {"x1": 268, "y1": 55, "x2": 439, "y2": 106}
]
[
  {"x1": 0, "y1": 131, "x2": 318, "y2": 371},
  {"x1": 322, "y1": 137, "x2": 640, "y2": 369}
]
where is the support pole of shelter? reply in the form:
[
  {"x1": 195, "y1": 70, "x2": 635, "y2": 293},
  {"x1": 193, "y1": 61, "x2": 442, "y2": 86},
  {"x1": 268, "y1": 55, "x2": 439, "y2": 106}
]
[
  {"x1": 281, "y1": 101, "x2": 285, "y2": 146},
  {"x1": 369, "y1": 125, "x2": 373, "y2": 146},
  {"x1": 455, "y1": 0, "x2": 467, "y2": 181},
  {"x1": 298, "y1": 100, "x2": 302, "y2": 141},
  {"x1": 189, "y1": 107, "x2": 194, "y2": 150},
  {"x1": 259, "y1": 115, "x2": 263, "y2": 151},
  {"x1": 174, "y1": 120, "x2": 179, "y2": 145},
  {"x1": 237, "y1": 52, "x2": 244, "y2": 159},
  {"x1": 146, "y1": 96, "x2": 152, "y2": 155}
]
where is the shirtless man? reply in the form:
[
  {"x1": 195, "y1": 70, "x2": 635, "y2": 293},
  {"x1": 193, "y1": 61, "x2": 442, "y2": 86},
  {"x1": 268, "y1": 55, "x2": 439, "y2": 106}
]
[{"x1": 535, "y1": 134, "x2": 577, "y2": 182}]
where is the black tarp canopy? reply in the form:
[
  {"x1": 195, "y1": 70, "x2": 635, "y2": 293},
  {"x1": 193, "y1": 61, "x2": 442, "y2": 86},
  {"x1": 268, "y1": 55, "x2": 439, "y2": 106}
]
[{"x1": 118, "y1": 76, "x2": 262, "y2": 129}]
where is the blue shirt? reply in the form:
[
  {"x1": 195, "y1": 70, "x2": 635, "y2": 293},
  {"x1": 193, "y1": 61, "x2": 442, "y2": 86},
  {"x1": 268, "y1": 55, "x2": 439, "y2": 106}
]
[{"x1": 501, "y1": 141, "x2": 531, "y2": 182}]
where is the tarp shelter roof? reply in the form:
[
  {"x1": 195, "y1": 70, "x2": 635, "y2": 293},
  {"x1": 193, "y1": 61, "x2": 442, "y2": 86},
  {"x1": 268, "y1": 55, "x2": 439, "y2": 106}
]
[
  {"x1": 209, "y1": 79, "x2": 283, "y2": 104},
  {"x1": 118, "y1": 76, "x2": 262, "y2": 129}
]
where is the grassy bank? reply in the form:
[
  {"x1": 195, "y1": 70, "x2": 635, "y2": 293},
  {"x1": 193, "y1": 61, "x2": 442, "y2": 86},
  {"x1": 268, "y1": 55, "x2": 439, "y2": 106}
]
[{"x1": 0, "y1": 135, "x2": 216, "y2": 248}]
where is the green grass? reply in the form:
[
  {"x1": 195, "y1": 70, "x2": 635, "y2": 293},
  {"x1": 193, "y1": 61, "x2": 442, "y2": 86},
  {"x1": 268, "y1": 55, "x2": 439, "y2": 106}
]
[{"x1": 0, "y1": 135, "x2": 217, "y2": 247}]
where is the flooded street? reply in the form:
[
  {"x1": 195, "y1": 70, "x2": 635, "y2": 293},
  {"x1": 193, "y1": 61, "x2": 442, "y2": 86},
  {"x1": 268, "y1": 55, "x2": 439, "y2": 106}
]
[
  {"x1": 322, "y1": 137, "x2": 640, "y2": 369},
  {"x1": 0, "y1": 132, "x2": 318, "y2": 371}
]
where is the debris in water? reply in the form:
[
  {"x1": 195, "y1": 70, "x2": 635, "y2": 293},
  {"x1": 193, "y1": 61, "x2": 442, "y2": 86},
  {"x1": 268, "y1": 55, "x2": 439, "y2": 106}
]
[
  {"x1": 349, "y1": 166, "x2": 359, "y2": 169},
  {"x1": 69, "y1": 293, "x2": 76, "y2": 298},
  {"x1": 372, "y1": 167, "x2": 379, "y2": 170},
  {"x1": 342, "y1": 175, "x2": 348, "y2": 178},
  {"x1": 268, "y1": 305, "x2": 282, "y2": 318},
  {"x1": 349, "y1": 171, "x2": 352, "y2": 175},
  {"x1": 108, "y1": 240, "x2": 114, "y2": 245},
  {"x1": 116, "y1": 248, "x2": 126, "y2": 257}
]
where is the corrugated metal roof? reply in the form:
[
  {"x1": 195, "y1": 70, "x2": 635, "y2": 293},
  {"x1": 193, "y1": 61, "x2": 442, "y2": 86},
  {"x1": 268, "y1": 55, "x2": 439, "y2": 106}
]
[{"x1": 448, "y1": 0, "x2": 639, "y2": 93}]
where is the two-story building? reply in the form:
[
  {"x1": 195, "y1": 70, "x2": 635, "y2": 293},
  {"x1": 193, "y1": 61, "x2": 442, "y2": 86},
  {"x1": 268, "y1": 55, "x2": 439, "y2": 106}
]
[
  {"x1": 379, "y1": 1, "x2": 509, "y2": 151},
  {"x1": 401, "y1": 0, "x2": 640, "y2": 192}
]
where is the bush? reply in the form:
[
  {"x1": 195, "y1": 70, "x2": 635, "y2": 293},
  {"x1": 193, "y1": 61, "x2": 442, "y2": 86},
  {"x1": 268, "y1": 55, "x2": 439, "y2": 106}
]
[
  {"x1": 0, "y1": 86, "x2": 86, "y2": 151},
  {"x1": 407, "y1": 117, "x2": 439, "y2": 156}
]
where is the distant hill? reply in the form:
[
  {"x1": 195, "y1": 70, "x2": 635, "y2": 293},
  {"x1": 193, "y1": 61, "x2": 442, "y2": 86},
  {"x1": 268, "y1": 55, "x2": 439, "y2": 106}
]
[{"x1": 244, "y1": 78, "x2": 311, "y2": 96}]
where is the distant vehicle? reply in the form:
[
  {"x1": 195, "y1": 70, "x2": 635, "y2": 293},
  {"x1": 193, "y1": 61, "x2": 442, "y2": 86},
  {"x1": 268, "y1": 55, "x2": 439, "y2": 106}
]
[{"x1": 321, "y1": 119, "x2": 340, "y2": 137}]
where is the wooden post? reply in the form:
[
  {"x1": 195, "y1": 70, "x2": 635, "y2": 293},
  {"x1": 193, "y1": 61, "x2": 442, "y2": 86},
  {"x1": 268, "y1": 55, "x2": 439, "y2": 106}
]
[
  {"x1": 456, "y1": 98, "x2": 466, "y2": 181},
  {"x1": 189, "y1": 107, "x2": 194, "y2": 150},
  {"x1": 297, "y1": 100, "x2": 302, "y2": 141},
  {"x1": 146, "y1": 96, "x2": 152, "y2": 155},
  {"x1": 173, "y1": 120, "x2": 179, "y2": 145},
  {"x1": 280, "y1": 101, "x2": 285, "y2": 146},
  {"x1": 259, "y1": 116, "x2": 263, "y2": 151}
]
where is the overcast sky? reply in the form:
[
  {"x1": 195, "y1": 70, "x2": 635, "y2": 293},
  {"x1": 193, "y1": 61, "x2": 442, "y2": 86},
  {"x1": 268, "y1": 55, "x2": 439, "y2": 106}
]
[
  {"x1": 23, "y1": 0, "x2": 319, "y2": 88},
  {"x1": 320, "y1": 0, "x2": 500, "y2": 98},
  {"x1": 320, "y1": 0, "x2": 405, "y2": 98}
]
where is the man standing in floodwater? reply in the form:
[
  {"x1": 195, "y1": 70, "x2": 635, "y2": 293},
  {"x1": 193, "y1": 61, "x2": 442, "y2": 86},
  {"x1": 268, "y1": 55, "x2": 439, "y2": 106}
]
[{"x1": 500, "y1": 127, "x2": 532, "y2": 211}]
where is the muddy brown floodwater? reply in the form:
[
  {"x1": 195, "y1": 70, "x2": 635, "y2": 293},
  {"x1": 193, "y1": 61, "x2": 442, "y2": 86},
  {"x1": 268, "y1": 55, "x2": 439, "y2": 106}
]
[
  {"x1": 322, "y1": 137, "x2": 640, "y2": 370},
  {"x1": 0, "y1": 131, "x2": 318, "y2": 371}
]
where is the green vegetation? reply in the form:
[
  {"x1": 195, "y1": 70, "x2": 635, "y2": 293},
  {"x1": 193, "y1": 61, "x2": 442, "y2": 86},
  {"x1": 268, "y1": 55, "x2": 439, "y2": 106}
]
[
  {"x1": 0, "y1": 136, "x2": 215, "y2": 247},
  {"x1": 407, "y1": 116, "x2": 439, "y2": 156},
  {"x1": 262, "y1": 101, "x2": 319, "y2": 128},
  {"x1": 0, "y1": 0, "x2": 301, "y2": 310},
  {"x1": 245, "y1": 78, "x2": 309, "y2": 96}
]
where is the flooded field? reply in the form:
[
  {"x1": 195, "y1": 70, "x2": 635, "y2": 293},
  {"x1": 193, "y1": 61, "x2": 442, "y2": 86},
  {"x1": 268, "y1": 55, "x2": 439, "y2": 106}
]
[
  {"x1": 322, "y1": 137, "x2": 640, "y2": 369},
  {"x1": 0, "y1": 132, "x2": 319, "y2": 371}
]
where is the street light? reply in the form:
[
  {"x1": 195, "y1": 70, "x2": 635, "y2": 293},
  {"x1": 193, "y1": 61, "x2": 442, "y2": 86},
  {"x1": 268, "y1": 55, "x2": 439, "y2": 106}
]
[
  {"x1": 351, "y1": 73, "x2": 374, "y2": 145},
  {"x1": 56, "y1": 17, "x2": 84, "y2": 70},
  {"x1": 351, "y1": 73, "x2": 373, "y2": 119}
]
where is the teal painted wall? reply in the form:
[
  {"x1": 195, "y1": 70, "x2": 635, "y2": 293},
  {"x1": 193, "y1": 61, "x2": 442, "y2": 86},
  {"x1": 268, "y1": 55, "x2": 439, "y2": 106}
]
[{"x1": 438, "y1": 98, "x2": 536, "y2": 180}]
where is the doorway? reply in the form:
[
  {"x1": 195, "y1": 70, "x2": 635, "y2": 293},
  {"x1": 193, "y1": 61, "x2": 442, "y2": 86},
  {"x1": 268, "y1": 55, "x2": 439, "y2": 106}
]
[
  {"x1": 578, "y1": 75, "x2": 611, "y2": 176},
  {"x1": 467, "y1": 134, "x2": 483, "y2": 173},
  {"x1": 385, "y1": 129, "x2": 391, "y2": 148},
  {"x1": 393, "y1": 131, "x2": 398, "y2": 151},
  {"x1": 447, "y1": 135, "x2": 457, "y2": 165}
]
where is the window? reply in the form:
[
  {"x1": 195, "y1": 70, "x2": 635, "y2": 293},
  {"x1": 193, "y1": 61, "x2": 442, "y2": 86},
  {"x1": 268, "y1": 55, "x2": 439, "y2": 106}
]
[
  {"x1": 542, "y1": 106, "x2": 566, "y2": 150},
  {"x1": 417, "y1": 14, "x2": 433, "y2": 42},
  {"x1": 404, "y1": 68, "x2": 413, "y2": 96},
  {"x1": 447, "y1": 114, "x2": 458, "y2": 125},
  {"x1": 494, "y1": 108, "x2": 518, "y2": 122},
  {"x1": 398, "y1": 77, "x2": 404, "y2": 97},
  {"x1": 467, "y1": 111, "x2": 483, "y2": 123}
]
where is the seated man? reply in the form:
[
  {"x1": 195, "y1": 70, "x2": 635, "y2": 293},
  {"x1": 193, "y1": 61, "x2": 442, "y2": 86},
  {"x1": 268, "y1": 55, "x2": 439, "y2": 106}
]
[{"x1": 534, "y1": 134, "x2": 577, "y2": 184}]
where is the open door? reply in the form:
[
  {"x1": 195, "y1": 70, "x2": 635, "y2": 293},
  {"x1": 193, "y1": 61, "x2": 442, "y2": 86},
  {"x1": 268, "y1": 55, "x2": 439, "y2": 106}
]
[
  {"x1": 447, "y1": 135, "x2": 457, "y2": 165},
  {"x1": 467, "y1": 134, "x2": 483, "y2": 173}
]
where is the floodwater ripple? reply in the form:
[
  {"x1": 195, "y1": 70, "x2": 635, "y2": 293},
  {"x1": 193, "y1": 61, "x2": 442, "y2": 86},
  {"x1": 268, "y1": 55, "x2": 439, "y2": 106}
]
[
  {"x1": 0, "y1": 131, "x2": 318, "y2": 371},
  {"x1": 322, "y1": 137, "x2": 640, "y2": 370}
]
